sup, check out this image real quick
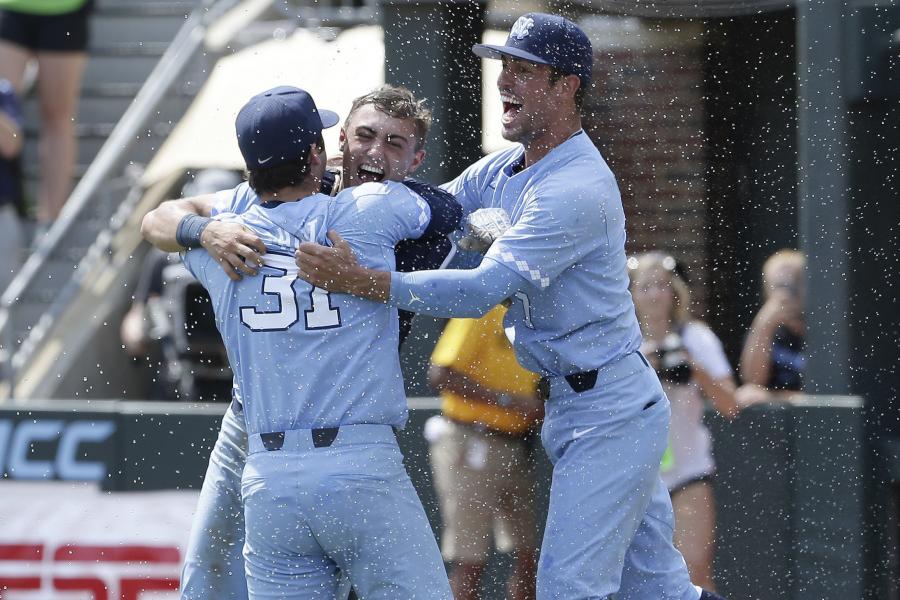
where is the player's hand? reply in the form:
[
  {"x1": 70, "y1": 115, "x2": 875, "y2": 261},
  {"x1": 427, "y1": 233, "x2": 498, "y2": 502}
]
[
  {"x1": 200, "y1": 220, "x2": 266, "y2": 281},
  {"x1": 458, "y1": 207, "x2": 511, "y2": 253},
  {"x1": 296, "y1": 230, "x2": 360, "y2": 292}
]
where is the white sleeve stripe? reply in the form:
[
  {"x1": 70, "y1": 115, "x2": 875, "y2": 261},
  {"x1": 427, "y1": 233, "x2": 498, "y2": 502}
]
[
  {"x1": 415, "y1": 197, "x2": 429, "y2": 230},
  {"x1": 498, "y1": 250, "x2": 550, "y2": 288}
]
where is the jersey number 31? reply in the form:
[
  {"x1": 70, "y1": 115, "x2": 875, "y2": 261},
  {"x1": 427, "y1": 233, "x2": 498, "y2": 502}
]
[{"x1": 239, "y1": 257, "x2": 340, "y2": 331}]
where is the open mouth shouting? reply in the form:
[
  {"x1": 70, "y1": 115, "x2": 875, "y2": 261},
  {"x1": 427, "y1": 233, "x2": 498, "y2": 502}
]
[
  {"x1": 501, "y1": 92, "x2": 523, "y2": 125},
  {"x1": 357, "y1": 163, "x2": 385, "y2": 184}
]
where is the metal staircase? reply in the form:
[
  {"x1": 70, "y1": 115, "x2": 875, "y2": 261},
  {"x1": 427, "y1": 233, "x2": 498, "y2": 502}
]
[{"x1": 0, "y1": 0, "x2": 238, "y2": 397}]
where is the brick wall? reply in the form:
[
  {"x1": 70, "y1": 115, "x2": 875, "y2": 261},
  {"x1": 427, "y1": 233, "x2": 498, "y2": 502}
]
[{"x1": 581, "y1": 20, "x2": 711, "y2": 316}]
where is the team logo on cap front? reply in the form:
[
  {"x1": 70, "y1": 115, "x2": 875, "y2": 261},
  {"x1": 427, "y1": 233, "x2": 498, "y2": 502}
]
[{"x1": 510, "y1": 16, "x2": 534, "y2": 40}]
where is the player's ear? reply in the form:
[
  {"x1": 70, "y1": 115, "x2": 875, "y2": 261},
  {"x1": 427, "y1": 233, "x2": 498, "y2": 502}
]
[
  {"x1": 562, "y1": 74, "x2": 581, "y2": 101},
  {"x1": 339, "y1": 128, "x2": 347, "y2": 152},
  {"x1": 407, "y1": 148, "x2": 426, "y2": 174}
]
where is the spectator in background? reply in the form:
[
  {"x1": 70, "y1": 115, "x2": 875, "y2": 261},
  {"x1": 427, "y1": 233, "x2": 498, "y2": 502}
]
[
  {"x1": 426, "y1": 305, "x2": 542, "y2": 600},
  {"x1": 0, "y1": 0, "x2": 94, "y2": 228},
  {"x1": 737, "y1": 249, "x2": 806, "y2": 404},
  {"x1": 628, "y1": 251, "x2": 740, "y2": 593},
  {"x1": 120, "y1": 247, "x2": 172, "y2": 358},
  {"x1": 120, "y1": 247, "x2": 179, "y2": 399},
  {"x1": 121, "y1": 169, "x2": 241, "y2": 400},
  {"x1": 0, "y1": 76, "x2": 22, "y2": 292}
]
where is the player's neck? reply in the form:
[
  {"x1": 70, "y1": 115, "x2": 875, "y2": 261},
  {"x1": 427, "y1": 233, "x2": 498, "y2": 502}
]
[
  {"x1": 260, "y1": 180, "x2": 320, "y2": 204},
  {"x1": 522, "y1": 116, "x2": 582, "y2": 167}
]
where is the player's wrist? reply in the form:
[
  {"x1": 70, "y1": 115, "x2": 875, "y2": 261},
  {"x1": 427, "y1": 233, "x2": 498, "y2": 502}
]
[
  {"x1": 351, "y1": 267, "x2": 390, "y2": 303},
  {"x1": 176, "y1": 214, "x2": 212, "y2": 249}
]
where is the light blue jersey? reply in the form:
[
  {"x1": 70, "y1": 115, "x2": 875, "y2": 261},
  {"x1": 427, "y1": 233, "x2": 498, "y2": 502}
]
[
  {"x1": 180, "y1": 180, "x2": 451, "y2": 599},
  {"x1": 210, "y1": 181, "x2": 256, "y2": 215},
  {"x1": 183, "y1": 182, "x2": 430, "y2": 436},
  {"x1": 443, "y1": 131, "x2": 642, "y2": 376}
]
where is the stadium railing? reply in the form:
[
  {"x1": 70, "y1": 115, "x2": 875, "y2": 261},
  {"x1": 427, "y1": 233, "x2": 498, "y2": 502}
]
[{"x1": 0, "y1": 0, "x2": 239, "y2": 396}]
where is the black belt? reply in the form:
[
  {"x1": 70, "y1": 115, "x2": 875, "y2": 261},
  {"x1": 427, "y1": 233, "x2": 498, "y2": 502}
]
[
  {"x1": 563, "y1": 370, "x2": 600, "y2": 393},
  {"x1": 231, "y1": 400, "x2": 339, "y2": 449},
  {"x1": 260, "y1": 428, "x2": 339, "y2": 450},
  {"x1": 538, "y1": 370, "x2": 598, "y2": 400},
  {"x1": 538, "y1": 353, "x2": 652, "y2": 400},
  {"x1": 248, "y1": 424, "x2": 397, "y2": 455}
]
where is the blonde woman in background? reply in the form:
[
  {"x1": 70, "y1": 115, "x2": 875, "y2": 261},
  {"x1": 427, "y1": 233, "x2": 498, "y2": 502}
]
[
  {"x1": 737, "y1": 249, "x2": 806, "y2": 404},
  {"x1": 629, "y1": 251, "x2": 739, "y2": 593}
]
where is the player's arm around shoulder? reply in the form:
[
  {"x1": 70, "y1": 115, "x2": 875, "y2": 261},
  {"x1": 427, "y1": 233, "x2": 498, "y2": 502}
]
[
  {"x1": 180, "y1": 245, "x2": 214, "y2": 290},
  {"x1": 490, "y1": 177, "x2": 601, "y2": 258},
  {"x1": 478, "y1": 175, "x2": 611, "y2": 291},
  {"x1": 141, "y1": 186, "x2": 266, "y2": 281},
  {"x1": 545, "y1": 165, "x2": 622, "y2": 254},
  {"x1": 141, "y1": 193, "x2": 217, "y2": 252},
  {"x1": 293, "y1": 182, "x2": 430, "y2": 296}
]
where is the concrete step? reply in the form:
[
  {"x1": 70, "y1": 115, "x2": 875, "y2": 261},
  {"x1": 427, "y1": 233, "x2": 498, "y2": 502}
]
[
  {"x1": 94, "y1": 0, "x2": 197, "y2": 16},
  {"x1": 23, "y1": 117, "x2": 178, "y2": 139},
  {"x1": 22, "y1": 163, "x2": 90, "y2": 183},
  {"x1": 21, "y1": 130, "x2": 169, "y2": 174},
  {"x1": 22, "y1": 91, "x2": 191, "y2": 128},
  {"x1": 82, "y1": 53, "x2": 167, "y2": 88},
  {"x1": 80, "y1": 81, "x2": 144, "y2": 97},
  {"x1": 91, "y1": 13, "x2": 189, "y2": 46},
  {"x1": 90, "y1": 42, "x2": 172, "y2": 56}
]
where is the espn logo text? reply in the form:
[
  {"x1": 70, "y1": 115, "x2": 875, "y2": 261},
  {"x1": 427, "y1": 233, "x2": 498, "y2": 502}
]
[{"x1": 0, "y1": 543, "x2": 180, "y2": 599}]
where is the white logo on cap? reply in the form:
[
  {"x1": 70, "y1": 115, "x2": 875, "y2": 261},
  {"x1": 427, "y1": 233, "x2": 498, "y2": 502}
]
[
  {"x1": 258, "y1": 156, "x2": 273, "y2": 164},
  {"x1": 510, "y1": 16, "x2": 534, "y2": 40}
]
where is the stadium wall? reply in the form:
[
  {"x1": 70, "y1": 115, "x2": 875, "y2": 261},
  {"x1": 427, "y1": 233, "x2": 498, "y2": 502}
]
[{"x1": 0, "y1": 398, "x2": 872, "y2": 599}]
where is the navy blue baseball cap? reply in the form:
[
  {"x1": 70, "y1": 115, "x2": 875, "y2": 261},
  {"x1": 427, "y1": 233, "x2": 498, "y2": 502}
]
[
  {"x1": 235, "y1": 86, "x2": 340, "y2": 170},
  {"x1": 473, "y1": 13, "x2": 593, "y2": 88}
]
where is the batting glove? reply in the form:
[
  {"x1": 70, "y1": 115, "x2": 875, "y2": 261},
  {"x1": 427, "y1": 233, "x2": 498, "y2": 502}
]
[{"x1": 458, "y1": 207, "x2": 511, "y2": 253}]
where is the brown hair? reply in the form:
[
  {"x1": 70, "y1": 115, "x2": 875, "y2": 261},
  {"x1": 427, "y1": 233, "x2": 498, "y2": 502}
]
[
  {"x1": 246, "y1": 135, "x2": 324, "y2": 196},
  {"x1": 344, "y1": 84, "x2": 432, "y2": 150}
]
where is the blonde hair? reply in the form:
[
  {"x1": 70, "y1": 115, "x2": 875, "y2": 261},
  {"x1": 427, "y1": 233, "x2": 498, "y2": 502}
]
[
  {"x1": 762, "y1": 249, "x2": 806, "y2": 295},
  {"x1": 627, "y1": 251, "x2": 692, "y2": 327}
]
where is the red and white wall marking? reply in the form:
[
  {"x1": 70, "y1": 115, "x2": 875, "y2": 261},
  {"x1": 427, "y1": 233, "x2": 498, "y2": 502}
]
[{"x1": 0, "y1": 482, "x2": 199, "y2": 599}]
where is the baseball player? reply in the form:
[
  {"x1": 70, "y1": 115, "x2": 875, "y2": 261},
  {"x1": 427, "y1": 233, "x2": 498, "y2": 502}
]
[
  {"x1": 296, "y1": 13, "x2": 728, "y2": 600},
  {"x1": 181, "y1": 85, "x2": 452, "y2": 598},
  {"x1": 140, "y1": 85, "x2": 460, "y2": 599}
]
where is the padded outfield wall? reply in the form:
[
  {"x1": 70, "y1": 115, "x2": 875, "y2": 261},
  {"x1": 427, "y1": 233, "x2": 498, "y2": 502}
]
[{"x1": 0, "y1": 397, "x2": 871, "y2": 599}]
